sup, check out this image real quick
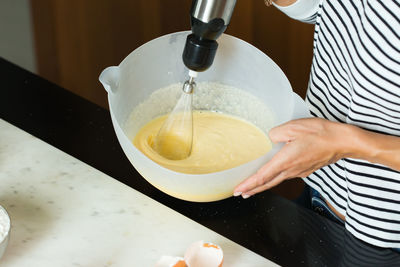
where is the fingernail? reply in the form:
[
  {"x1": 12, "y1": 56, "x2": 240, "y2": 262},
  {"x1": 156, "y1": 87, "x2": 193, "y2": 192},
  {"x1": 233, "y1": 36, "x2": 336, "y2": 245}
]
[
  {"x1": 233, "y1": 191, "x2": 242, "y2": 197},
  {"x1": 242, "y1": 194, "x2": 250, "y2": 199}
]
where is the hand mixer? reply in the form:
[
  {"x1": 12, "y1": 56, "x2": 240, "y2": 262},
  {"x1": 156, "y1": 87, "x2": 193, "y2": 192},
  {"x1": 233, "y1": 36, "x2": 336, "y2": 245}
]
[{"x1": 153, "y1": 0, "x2": 237, "y2": 160}]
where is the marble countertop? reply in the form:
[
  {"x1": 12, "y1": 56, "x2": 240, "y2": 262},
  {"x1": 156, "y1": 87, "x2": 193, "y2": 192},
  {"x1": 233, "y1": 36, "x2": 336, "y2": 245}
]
[{"x1": 0, "y1": 119, "x2": 277, "y2": 266}]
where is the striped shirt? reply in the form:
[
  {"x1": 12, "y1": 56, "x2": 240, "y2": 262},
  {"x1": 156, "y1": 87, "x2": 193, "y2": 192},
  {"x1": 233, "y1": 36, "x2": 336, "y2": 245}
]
[{"x1": 275, "y1": 0, "x2": 400, "y2": 248}]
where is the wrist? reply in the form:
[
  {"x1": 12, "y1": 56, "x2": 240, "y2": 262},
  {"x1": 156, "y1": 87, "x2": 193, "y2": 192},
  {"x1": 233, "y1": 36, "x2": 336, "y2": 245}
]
[
  {"x1": 326, "y1": 121, "x2": 400, "y2": 170},
  {"x1": 328, "y1": 122, "x2": 361, "y2": 160},
  {"x1": 336, "y1": 123, "x2": 376, "y2": 161}
]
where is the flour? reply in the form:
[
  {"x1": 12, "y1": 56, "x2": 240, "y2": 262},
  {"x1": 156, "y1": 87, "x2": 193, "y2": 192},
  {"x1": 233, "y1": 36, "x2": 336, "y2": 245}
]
[{"x1": 0, "y1": 207, "x2": 10, "y2": 242}]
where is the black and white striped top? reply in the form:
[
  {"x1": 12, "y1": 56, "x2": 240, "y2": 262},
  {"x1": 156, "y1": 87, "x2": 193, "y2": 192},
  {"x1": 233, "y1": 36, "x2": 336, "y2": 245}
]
[{"x1": 275, "y1": 0, "x2": 400, "y2": 248}]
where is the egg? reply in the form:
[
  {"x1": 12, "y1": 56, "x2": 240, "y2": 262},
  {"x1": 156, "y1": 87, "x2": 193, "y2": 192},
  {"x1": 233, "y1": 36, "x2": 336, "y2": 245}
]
[
  {"x1": 184, "y1": 241, "x2": 224, "y2": 267},
  {"x1": 155, "y1": 256, "x2": 187, "y2": 267}
]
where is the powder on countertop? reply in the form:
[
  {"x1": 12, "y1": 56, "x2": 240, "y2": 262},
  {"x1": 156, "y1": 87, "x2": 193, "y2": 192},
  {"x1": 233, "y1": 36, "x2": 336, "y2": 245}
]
[{"x1": 0, "y1": 207, "x2": 10, "y2": 242}]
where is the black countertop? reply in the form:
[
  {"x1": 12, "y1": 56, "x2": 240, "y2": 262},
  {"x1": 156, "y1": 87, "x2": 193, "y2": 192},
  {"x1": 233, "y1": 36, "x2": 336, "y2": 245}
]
[{"x1": 1, "y1": 57, "x2": 399, "y2": 267}]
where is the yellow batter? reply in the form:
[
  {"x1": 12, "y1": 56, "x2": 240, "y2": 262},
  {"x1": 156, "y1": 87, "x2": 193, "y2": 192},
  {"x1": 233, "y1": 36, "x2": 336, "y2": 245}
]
[{"x1": 133, "y1": 111, "x2": 271, "y2": 174}]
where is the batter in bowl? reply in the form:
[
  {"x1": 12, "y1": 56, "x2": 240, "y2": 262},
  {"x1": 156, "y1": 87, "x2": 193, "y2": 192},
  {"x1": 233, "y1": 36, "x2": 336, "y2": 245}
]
[{"x1": 133, "y1": 111, "x2": 271, "y2": 174}]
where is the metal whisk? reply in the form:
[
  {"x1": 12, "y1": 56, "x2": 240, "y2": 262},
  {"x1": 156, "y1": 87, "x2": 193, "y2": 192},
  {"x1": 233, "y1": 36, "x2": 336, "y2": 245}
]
[{"x1": 152, "y1": 76, "x2": 196, "y2": 160}]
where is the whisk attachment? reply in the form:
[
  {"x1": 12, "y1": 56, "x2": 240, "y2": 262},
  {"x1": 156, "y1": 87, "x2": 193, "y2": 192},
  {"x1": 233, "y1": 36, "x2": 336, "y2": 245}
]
[{"x1": 152, "y1": 77, "x2": 196, "y2": 160}]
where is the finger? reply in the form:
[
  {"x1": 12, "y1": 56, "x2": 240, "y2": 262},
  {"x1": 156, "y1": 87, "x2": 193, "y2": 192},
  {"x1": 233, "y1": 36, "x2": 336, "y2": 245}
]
[
  {"x1": 241, "y1": 163, "x2": 317, "y2": 197},
  {"x1": 234, "y1": 154, "x2": 285, "y2": 194},
  {"x1": 233, "y1": 171, "x2": 265, "y2": 196},
  {"x1": 242, "y1": 166, "x2": 314, "y2": 198},
  {"x1": 268, "y1": 122, "x2": 296, "y2": 143},
  {"x1": 242, "y1": 171, "x2": 288, "y2": 198},
  {"x1": 234, "y1": 160, "x2": 280, "y2": 193}
]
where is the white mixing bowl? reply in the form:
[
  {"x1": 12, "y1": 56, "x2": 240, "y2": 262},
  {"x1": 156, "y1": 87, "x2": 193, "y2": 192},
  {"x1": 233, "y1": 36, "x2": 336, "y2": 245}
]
[{"x1": 100, "y1": 31, "x2": 309, "y2": 202}]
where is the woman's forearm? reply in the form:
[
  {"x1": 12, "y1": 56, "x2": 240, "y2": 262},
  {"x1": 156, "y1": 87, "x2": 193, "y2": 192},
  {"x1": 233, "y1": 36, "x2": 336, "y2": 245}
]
[
  {"x1": 234, "y1": 118, "x2": 400, "y2": 197},
  {"x1": 341, "y1": 124, "x2": 400, "y2": 171}
]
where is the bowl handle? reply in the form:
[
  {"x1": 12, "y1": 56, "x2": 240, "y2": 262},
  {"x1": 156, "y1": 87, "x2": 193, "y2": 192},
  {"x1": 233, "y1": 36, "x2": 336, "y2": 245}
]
[{"x1": 99, "y1": 66, "x2": 120, "y2": 94}]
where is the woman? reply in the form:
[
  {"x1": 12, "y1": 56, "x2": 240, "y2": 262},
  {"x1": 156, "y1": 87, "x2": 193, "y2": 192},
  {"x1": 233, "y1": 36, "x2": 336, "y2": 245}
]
[{"x1": 234, "y1": 0, "x2": 400, "y2": 250}]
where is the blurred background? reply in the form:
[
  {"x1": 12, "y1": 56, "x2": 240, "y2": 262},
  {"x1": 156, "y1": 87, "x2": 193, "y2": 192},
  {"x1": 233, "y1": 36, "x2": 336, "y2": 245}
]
[{"x1": 1, "y1": 0, "x2": 314, "y2": 199}]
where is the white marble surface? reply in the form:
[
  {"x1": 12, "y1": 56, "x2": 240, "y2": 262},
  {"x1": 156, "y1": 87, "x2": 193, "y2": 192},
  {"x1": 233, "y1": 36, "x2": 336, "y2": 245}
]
[{"x1": 0, "y1": 119, "x2": 279, "y2": 267}]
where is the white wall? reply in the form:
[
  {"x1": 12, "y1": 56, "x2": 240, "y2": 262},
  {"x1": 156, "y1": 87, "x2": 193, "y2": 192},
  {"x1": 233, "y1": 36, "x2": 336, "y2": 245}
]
[{"x1": 0, "y1": 0, "x2": 36, "y2": 73}]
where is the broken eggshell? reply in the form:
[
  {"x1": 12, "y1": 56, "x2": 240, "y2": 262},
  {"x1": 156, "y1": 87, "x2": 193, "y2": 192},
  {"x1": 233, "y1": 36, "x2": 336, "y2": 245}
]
[
  {"x1": 184, "y1": 241, "x2": 223, "y2": 267},
  {"x1": 155, "y1": 256, "x2": 186, "y2": 267}
]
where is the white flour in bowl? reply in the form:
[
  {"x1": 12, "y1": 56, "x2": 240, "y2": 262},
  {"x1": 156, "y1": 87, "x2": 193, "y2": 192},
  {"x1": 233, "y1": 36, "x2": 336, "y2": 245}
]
[{"x1": 0, "y1": 207, "x2": 10, "y2": 242}]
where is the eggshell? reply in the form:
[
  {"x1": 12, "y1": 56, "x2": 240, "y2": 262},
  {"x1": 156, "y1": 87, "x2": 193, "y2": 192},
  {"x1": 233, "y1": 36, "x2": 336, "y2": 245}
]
[
  {"x1": 155, "y1": 256, "x2": 187, "y2": 267},
  {"x1": 184, "y1": 241, "x2": 223, "y2": 267}
]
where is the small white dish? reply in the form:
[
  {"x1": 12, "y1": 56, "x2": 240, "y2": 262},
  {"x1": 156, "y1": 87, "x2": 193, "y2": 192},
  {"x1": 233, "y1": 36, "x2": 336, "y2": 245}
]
[{"x1": 0, "y1": 205, "x2": 10, "y2": 260}]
